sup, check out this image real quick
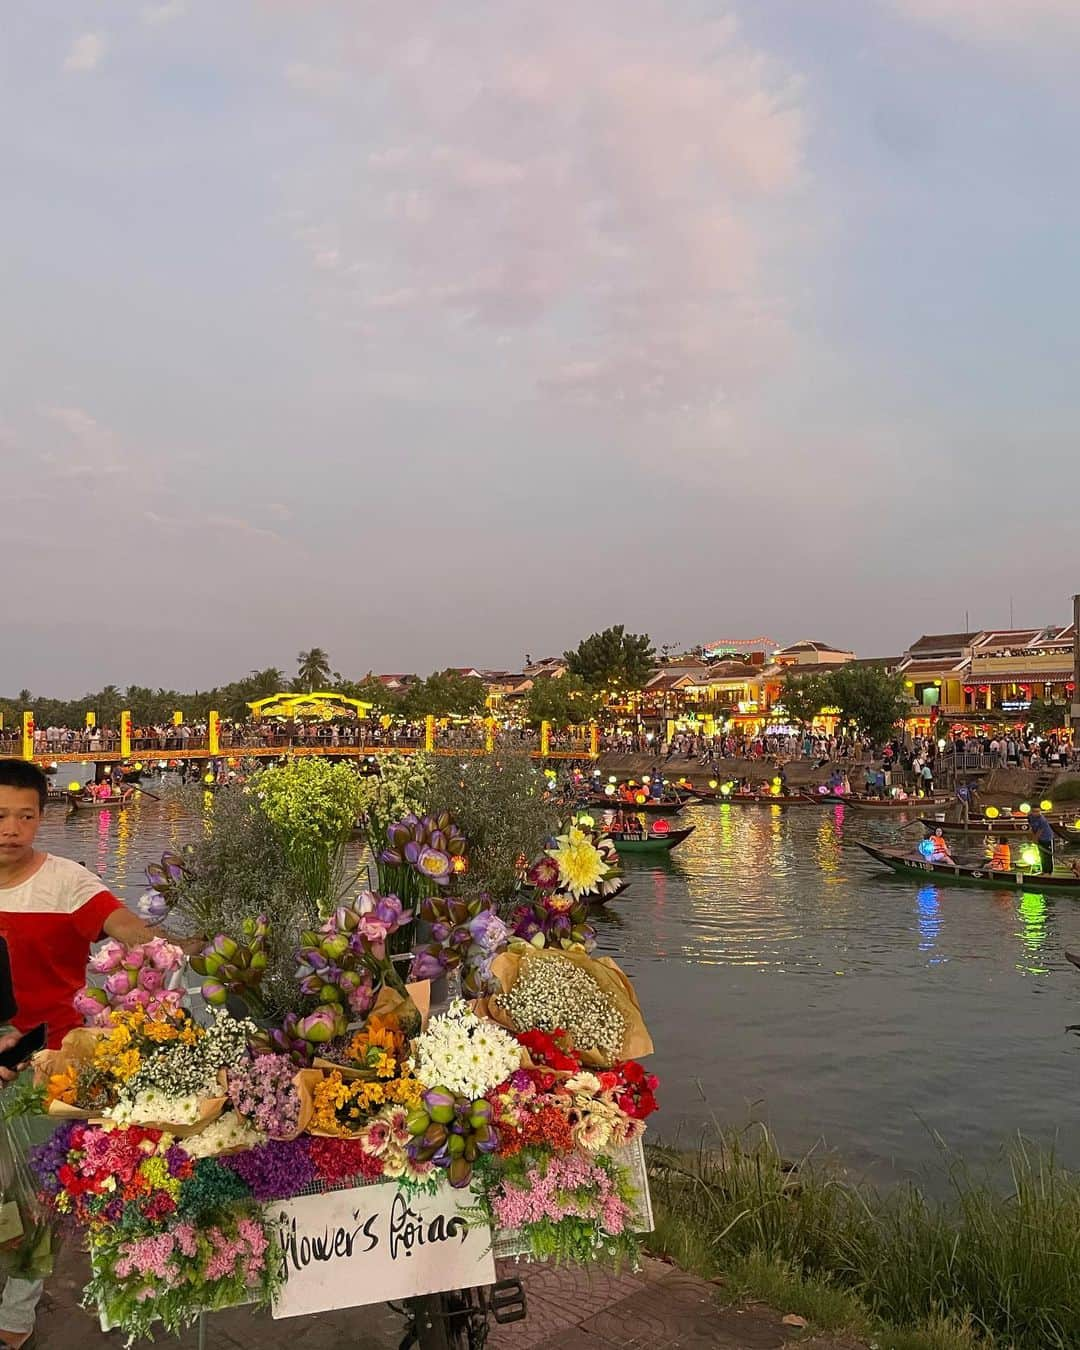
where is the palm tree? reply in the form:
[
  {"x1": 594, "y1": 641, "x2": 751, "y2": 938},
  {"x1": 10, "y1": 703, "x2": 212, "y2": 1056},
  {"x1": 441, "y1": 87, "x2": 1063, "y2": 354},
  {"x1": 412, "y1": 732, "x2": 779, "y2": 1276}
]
[{"x1": 296, "y1": 648, "x2": 332, "y2": 693}]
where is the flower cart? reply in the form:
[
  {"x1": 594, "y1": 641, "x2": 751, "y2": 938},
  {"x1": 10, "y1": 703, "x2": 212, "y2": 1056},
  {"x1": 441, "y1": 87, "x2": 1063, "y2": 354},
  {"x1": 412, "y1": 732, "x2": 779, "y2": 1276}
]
[{"x1": 27, "y1": 785, "x2": 657, "y2": 1347}]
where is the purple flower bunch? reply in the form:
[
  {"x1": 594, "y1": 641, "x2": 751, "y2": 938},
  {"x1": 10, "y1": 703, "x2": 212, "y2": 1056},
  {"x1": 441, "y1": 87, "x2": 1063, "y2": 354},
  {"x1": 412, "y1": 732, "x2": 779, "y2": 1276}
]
[
  {"x1": 139, "y1": 850, "x2": 193, "y2": 922},
  {"x1": 296, "y1": 891, "x2": 410, "y2": 1017},
  {"x1": 507, "y1": 893, "x2": 597, "y2": 952},
  {"x1": 28, "y1": 1120, "x2": 80, "y2": 1198},
  {"x1": 410, "y1": 894, "x2": 509, "y2": 997},
  {"x1": 74, "y1": 938, "x2": 187, "y2": 1025},
  {"x1": 221, "y1": 1137, "x2": 317, "y2": 1202},
  {"x1": 226, "y1": 1054, "x2": 302, "y2": 1139},
  {"x1": 380, "y1": 812, "x2": 467, "y2": 889}
]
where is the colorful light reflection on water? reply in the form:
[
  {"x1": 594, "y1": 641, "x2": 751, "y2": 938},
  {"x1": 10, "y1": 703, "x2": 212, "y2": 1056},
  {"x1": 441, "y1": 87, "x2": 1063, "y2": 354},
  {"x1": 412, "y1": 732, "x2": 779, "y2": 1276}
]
[{"x1": 34, "y1": 791, "x2": 1080, "y2": 1184}]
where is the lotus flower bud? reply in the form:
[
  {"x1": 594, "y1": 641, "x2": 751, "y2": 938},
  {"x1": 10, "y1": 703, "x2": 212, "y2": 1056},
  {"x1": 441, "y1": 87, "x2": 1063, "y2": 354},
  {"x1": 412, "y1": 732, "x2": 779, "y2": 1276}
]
[
  {"x1": 421, "y1": 1122, "x2": 449, "y2": 1150},
  {"x1": 448, "y1": 1157, "x2": 472, "y2": 1188},
  {"x1": 211, "y1": 935, "x2": 239, "y2": 960},
  {"x1": 407, "y1": 1110, "x2": 430, "y2": 1137},
  {"x1": 322, "y1": 935, "x2": 349, "y2": 962},
  {"x1": 469, "y1": 1100, "x2": 492, "y2": 1127},
  {"x1": 421, "y1": 1085, "x2": 456, "y2": 1117},
  {"x1": 103, "y1": 970, "x2": 133, "y2": 997},
  {"x1": 201, "y1": 980, "x2": 228, "y2": 1006},
  {"x1": 299, "y1": 1007, "x2": 342, "y2": 1043}
]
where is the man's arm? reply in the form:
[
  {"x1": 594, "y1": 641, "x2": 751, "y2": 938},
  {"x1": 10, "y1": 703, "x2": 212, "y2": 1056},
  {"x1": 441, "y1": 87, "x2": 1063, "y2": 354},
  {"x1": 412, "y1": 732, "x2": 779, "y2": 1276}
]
[{"x1": 102, "y1": 908, "x2": 204, "y2": 954}]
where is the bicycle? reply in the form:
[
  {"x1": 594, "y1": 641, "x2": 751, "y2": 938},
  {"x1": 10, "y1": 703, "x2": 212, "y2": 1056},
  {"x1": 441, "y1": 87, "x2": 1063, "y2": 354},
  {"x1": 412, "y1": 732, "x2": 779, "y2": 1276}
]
[{"x1": 397, "y1": 1278, "x2": 527, "y2": 1350}]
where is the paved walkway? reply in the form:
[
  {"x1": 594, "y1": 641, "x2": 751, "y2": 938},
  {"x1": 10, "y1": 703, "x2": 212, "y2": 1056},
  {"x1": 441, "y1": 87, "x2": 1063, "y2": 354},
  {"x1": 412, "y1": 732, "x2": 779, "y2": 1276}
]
[{"x1": 35, "y1": 1247, "x2": 864, "y2": 1350}]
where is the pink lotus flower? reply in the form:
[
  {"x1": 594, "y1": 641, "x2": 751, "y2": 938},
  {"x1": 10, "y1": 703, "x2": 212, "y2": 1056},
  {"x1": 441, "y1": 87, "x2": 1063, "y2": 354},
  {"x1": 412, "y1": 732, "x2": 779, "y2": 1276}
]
[
  {"x1": 119, "y1": 988, "x2": 149, "y2": 1011},
  {"x1": 104, "y1": 970, "x2": 133, "y2": 998},
  {"x1": 145, "y1": 937, "x2": 184, "y2": 972},
  {"x1": 137, "y1": 966, "x2": 165, "y2": 994},
  {"x1": 125, "y1": 946, "x2": 146, "y2": 970},
  {"x1": 88, "y1": 941, "x2": 126, "y2": 975}
]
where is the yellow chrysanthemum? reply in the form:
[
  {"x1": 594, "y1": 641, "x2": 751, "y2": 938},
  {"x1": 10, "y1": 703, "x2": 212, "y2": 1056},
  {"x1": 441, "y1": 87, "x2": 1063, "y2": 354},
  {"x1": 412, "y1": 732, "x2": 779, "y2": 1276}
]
[{"x1": 551, "y1": 837, "x2": 606, "y2": 897}]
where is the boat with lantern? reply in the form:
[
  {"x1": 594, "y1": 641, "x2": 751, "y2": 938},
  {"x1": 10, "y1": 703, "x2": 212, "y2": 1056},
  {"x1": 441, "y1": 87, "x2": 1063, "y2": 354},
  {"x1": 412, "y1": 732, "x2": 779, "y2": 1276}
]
[
  {"x1": 856, "y1": 842, "x2": 1080, "y2": 892},
  {"x1": 587, "y1": 796, "x2": 685, "y2": 816},
  {"x1": 66, "y1": 790, "x2": 134, "y2": 811},
  {"x1": 608, "y1": 825, "x2": 694, "y2": 854}
]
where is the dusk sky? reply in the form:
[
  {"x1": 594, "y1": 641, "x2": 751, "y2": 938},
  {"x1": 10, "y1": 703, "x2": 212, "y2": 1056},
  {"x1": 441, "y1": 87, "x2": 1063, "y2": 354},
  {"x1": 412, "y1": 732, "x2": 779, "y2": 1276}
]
[{"x1": 3, "y1": 2, "x2": 1078, "y2": 693}]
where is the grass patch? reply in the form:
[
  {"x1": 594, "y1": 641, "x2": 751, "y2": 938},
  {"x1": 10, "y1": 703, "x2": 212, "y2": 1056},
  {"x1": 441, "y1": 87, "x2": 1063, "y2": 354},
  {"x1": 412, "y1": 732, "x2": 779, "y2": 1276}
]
[{"x1": 647, "y1": 1126, "x2": 1080, "y2": 1349}]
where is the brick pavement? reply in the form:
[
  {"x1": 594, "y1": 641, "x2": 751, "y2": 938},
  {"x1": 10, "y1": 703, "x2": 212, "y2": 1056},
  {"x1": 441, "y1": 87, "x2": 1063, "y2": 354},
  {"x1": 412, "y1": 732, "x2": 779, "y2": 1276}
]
[{"x1": 34, "y1": 1246, "x2": 865, "y2": 1350}]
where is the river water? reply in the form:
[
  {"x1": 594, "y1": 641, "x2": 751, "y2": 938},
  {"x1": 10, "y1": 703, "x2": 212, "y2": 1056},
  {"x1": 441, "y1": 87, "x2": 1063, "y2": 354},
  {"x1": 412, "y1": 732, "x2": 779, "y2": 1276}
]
[{"x1": 38, "y1": 792, "x2": 1080, "y2": 1185}]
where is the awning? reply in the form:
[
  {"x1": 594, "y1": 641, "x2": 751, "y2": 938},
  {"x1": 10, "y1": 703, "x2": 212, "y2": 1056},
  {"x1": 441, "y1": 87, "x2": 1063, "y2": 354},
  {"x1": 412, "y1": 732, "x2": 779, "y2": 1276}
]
[{"x1": 966, "y1": 672, "x2": 1073, "y2": 685}]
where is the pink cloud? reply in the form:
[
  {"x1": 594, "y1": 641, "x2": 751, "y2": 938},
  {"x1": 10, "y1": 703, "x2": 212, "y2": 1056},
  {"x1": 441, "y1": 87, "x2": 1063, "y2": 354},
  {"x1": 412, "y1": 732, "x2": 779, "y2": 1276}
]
[{"x1": 280, "y1": 0, "x2": 809, "y2": 413}]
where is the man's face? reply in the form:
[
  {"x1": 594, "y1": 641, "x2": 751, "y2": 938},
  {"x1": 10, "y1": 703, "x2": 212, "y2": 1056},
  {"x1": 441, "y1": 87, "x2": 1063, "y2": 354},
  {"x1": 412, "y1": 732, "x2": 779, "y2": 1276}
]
[{"x1": 0, "y1": 787, "x2": 42, "y2": 863}]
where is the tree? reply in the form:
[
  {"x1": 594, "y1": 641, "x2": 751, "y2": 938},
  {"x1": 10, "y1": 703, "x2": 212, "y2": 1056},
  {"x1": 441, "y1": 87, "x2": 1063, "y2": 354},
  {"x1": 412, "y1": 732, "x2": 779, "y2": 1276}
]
[
  {"x1": 296, "y1": 648, "x2": 332, "y2": 693},
  {"x1": 827, "y1": 665, "x2": 908, "y2": 748},
  {"x1": 401, "y1": 670, "x2": 486, "y2": 719},
  {"x1": 1028, "y1": 698, "x2": 1068, "y2": 736},
  {"x1": 779, "y1": 673, "x2": 833, "y2": 729},
  {"x1": 522, "y1": 674, "x2": 603, "y2": 729},
  {"x1": 563, "y1": 625, "x2": 656, "y2": 691}
]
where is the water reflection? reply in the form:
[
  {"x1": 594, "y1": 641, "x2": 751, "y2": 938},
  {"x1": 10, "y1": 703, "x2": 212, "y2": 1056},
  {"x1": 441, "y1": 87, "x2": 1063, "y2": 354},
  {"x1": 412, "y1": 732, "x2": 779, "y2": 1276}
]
[
  {"x1": 1016, "y1": 892, "x2": 1048, "y2": 975},
  {"x1": 32, "y1": 792, "x2": 1080, "y2": 1179}
]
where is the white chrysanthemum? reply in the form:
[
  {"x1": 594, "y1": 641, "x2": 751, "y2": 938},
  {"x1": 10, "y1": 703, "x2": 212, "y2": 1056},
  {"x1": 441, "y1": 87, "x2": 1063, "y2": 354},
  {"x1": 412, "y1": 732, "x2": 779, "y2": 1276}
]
[{"x1": 412, "y1": 1001, "x2": 520, "y2": 1097}]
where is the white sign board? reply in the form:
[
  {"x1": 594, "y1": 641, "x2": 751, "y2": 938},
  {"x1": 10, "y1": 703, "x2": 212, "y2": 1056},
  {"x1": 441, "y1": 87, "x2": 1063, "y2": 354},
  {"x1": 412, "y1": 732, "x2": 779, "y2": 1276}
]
[{"x1": 269, "y1": 1182, "x2": 496, "y2": 1319}]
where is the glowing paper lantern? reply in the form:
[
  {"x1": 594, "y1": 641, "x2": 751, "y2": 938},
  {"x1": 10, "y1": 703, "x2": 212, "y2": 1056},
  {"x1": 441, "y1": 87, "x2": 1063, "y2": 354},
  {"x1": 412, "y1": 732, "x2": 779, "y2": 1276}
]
[
  {"x1": 635, "y1": 793, "x2": 647, "y2": 804},
  {"x1": 709, "y1": 780, "x2": 718, "y2": 790},
  {"x1": 604, "y1": 784, "x2": 616, "y2": 797},
  {"x1": 1073, "y1": 819, "x2": 1080, "y2": 830},
  {"x1": 653, "y1": 819, "x2": 671, "y2": 835},
  {"x1": 608, "y1": 776, "x2": 617, "y2": 784},
  {"x1": 918, "y1": 839, "x2": 934, "y2": 859},
  {"x1": 1040, "y1": 800, "x2": 1053, "y2": 812},
  {"x1": 985, "y1": 806, "x2": 999, "y2": 819},
  {"x1": 1020, "y1": 845, "x2": 1040, "y2": 868},
  {"x1": 204, "y1": 772, "x2": 215, "y2": 785},
  {"x1": 68, "y1": 781, "x2": 81, "y2": 792},
  {"x1": 1018, "y1": 803, "x2": 1031, "y2": 815},
  {"x1": 577, "y1": 814, "x2": 595, "y2": 828},
  {"x1": 720, "y1": 783, "x2": 732, "y2": 797},
  {"x1": 642, "y1": 776, "x2": 652, "y2": 785}
]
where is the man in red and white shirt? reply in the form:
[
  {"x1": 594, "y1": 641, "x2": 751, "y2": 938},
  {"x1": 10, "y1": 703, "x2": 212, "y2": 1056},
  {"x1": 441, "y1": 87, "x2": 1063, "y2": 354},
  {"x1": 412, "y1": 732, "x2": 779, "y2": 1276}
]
[{"x1": 0, "y1": 759, "x2": 163, "y2": 1347}]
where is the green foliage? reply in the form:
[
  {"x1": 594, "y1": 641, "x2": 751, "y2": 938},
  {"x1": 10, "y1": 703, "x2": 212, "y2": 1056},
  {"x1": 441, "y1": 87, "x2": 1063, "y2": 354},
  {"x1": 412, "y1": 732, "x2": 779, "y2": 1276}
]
[
  {"x1": 420, "y1": 753, "x2": 559, "y2": 903},
  {"x1": 400, "y1": 669, "x2": 487, "y2": 719},
  {"x1": 295, "y1": 647, "x2": 333, "y2": 692},
  {"x1": 165, "y1": 791, "x2": 318, "y2": 1020},
  {"x1": 1027, "y1": 698, "x2": 1069, "y2": 735},
  {"x1": 648, "y1": 1127, "x2": 1080, "y2": 1350},
  {"x1": 522, "y1": 675, "x2": 603, "y2": 729},
  {"x1": 563, "y1": 625, "x2": 656, "y2": 692},
  {"x1": 255, "y1": 760, "x2": 366, "y2": 915},
  {"x1": 779, "y1": 673, "x2": 834, "y2": 728},
  {"x1": 828, "y1": 664, "x2": 909, "y2": 747}
]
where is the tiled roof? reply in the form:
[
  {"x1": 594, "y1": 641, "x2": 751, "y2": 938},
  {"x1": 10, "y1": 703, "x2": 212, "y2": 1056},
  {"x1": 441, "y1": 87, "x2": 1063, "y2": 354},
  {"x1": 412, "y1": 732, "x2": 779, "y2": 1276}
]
[{"x1": 907, "y1": 632, "x2": 979, "y2": 654}]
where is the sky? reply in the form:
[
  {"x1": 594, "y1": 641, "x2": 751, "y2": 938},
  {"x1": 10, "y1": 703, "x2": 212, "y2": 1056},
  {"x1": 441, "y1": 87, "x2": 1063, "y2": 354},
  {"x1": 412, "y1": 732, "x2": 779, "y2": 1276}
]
[{"x1": 2, "y1": 1, "x2": 1079, "y2": 693}]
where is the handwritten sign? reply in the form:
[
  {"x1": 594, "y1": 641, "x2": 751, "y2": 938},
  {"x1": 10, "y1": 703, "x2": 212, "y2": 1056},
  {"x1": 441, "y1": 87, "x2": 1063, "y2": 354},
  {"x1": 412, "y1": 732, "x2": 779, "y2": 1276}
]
[{"x1": 270, "y1": 1182, "x2": 496, "y2": 1319}]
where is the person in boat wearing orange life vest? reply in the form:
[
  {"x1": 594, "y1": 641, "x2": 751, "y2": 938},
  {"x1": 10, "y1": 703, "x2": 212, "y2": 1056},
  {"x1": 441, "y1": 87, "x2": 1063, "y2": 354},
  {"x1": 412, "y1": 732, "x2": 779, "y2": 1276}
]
[
  {"x1": 927, "y1": 829, "x2": 954, "y2": 864},
  {"x1": 986, "y1": 837, "x2": 1012, "y2": 871}
]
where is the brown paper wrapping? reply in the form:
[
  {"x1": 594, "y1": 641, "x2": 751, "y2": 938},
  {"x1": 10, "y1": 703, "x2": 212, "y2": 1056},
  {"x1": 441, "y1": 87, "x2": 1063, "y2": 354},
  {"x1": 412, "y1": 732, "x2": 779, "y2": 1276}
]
[
  {"x1": 478, "y1": 949, "x2": 653, "y2": 1068},
  {"x1": 33, "y1": 1028, "x2": 227, "y2": 1136}
]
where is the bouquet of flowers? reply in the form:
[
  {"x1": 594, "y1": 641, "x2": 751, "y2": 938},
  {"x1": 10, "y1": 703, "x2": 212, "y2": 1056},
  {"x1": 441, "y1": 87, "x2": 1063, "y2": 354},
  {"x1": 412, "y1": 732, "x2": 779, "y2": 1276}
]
[
  {"x1": 525, "y1": 823, "x2": 622, "y2": 905},
  {"x1": 483, "y1": 949, "x2": 653, "y2": 1067},
  {"x1": 73, "y1": 937, "x2": 186, "y2": 1026}
]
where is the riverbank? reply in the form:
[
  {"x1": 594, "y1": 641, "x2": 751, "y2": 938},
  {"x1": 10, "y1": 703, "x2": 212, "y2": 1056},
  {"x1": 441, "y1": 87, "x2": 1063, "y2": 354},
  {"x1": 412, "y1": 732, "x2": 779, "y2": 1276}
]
[{"x1": 646, "y1": 1126, "x2": 1080, "y2": 1350}]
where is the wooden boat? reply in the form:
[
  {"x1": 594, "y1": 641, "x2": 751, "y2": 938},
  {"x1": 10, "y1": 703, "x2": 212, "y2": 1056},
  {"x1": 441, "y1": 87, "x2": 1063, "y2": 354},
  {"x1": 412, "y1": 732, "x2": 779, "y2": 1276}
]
[
  {"x1": 68, "y1": 791, "x2": 133, "y2": 811},
  {"x1": 609, "y1": 826, "x2": 694, "y2": 854},
  {"x1": 856, "y1": 842, "x2": 1080, "y2": 893},
  {"x1": 918, "y1": 816, "x2": 1042, "y2": 837},
  {"x1": 710, "y1": 792, "x2": 820, "y2": 807},
  {"x1": 588, "y1": 797, "x2": 684, "y2": 816},
  {"x1": 839, "y1": 797, "x2": 945, "y2": 814},
  {"x1": 1052, "y1": 822, "x2": 1080, "y2": 847}
]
